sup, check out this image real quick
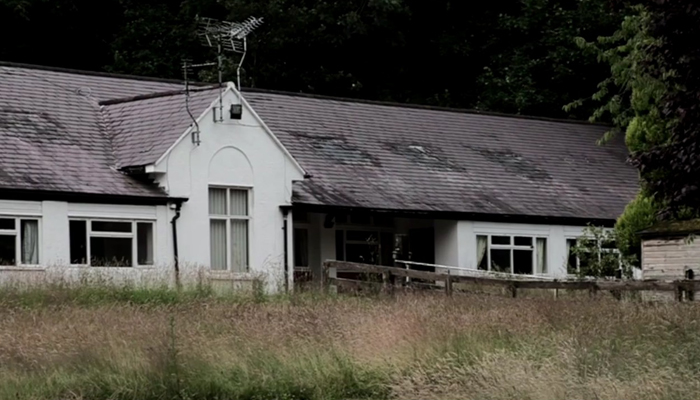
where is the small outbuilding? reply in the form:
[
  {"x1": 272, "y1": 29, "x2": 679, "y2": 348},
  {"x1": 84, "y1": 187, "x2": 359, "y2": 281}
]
[{"x1": 639, "y1": 219, "x2": 700, "y2": 280}]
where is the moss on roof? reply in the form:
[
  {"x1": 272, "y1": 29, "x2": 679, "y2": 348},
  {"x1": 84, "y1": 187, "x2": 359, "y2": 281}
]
[{"x1": 639, "y1": 219, "x2": 700, "y2": 238}]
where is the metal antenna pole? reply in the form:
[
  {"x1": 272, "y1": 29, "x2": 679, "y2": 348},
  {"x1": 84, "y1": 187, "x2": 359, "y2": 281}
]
[
  {"x1": 182, "y1": 59, "x2": 201, "y2": 146},
  {"x1": 237, "y1": 38, "x2": 247, "y2": 91}
]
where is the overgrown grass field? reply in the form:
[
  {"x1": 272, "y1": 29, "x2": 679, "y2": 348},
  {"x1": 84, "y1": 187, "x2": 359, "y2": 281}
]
[{"x1": 1, "y1": 285, "x2": 699, "y2": 400}]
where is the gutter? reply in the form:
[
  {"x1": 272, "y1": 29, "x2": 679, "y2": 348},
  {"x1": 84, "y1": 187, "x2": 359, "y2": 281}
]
[
  {"x1": 291, "y1": 203, "x2": 618, "y2": 228},
  {"x1": 171, "y1": 201, "x2": 183, "y2": 288},
  {"x1": 282, "y1": 206, "x2": 290, "y2": 292}
]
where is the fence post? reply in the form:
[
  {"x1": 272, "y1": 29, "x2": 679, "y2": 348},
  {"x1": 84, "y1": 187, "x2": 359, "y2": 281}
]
[
  {"x1": 322, "y1": 262, "x2": 329, "y2": 293},
  {"x1": 445, "y1": 270, "x2": 453, "y2": 297},
  {"x1": 509, "y1": 284, "x2": 517, "y2": 298},
  {"x1": 588, "y1": 283, "x2": 598, "y2": 299},
  {"x1": 382, "y1": 270, "x2": 394, "y2": 294},
  {"x1": 686, "y1": 269, "x2": 695, "y2": 302},
  {"x1": 676, "y1": 282, "x2": 684, "y2": 302}
]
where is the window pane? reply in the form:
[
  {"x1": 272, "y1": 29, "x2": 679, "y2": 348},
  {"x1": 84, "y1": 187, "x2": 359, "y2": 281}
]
[
  {"x1": 514, "y1": 237, "x2": 532, "y2": 246},
  {"x1": 20, "y1": 220, "x2": 39, "y2": 264},
  {"x1": 209, "y1": 188, "x2": 227, "y2": 215},
  {"x1": 137, "y1": 223, "x2": 154, "y2": 265},
  {"x1": 346, "y1": 230, "x2": 378, "y2": 242},
  {"x1": 492, "y1": 236, "x2": 510, "y2": 245},
  {"x1": 490, "y1": 249, "x2": 511, "y2": 273},
  {"x1": 210, "y1": 220, "x2": 227, "y2": 270},
  {"x1": 0, "y1": 218, "x2": 15, "y2": 230},
  {"x1": 230, "y1": 190, "x2": 248, "y2": 216},
  {"x1": 294, "y1": 228, "x2": 309, "y2": 267},
  {"x1": 90, "y1": 237, "x2": 132, "y2": 267},
  {"x1": 346, "y1": 244, "x2": 379, "y2": 264},
  {"x1": 567, "y1": 239, "x2": 578, "y2": 274},
  {"x1": 0, "y1": 235, "x2": 16, "y2": 265},
  {"x1": 231, "y1": 220, "x2": 248, "y2": 272},
  {"x1": 92, "y1": 221, "x2": 132, "y2": 233},
  {"x1": 513, "y1": 250, "x2": 533, "y2": 275},
  {"x1": 335, "y1": 230, "x2": 344, "y2": 260},
  {"x1": 70, "y1": 221, "x2": 87, "y2": 264}
]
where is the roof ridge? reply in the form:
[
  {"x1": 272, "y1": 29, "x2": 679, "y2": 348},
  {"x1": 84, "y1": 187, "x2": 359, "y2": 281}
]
[
  {"x1": 99, "y1": 85, "x2": 221, "y2": 106},
  {"x1": 242, "y1": 87, "x2": 610, "y2": 127},
  {"x1": 0, "y1": 60, "x2": 211, "y2": 87}
]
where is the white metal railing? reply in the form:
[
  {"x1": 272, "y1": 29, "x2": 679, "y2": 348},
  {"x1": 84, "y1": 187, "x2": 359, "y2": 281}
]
[{"x1": 395, "y1": 260, "x2": 560, "y2": 282}]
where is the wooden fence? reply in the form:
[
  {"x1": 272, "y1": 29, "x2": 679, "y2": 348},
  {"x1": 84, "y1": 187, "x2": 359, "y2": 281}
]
[{"x1": 322, "y1": 261, "x2": 700, "y2": 301}]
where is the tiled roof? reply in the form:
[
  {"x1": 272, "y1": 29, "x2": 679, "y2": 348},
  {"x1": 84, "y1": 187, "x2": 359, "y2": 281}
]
[
  {"x1": 245, "y1": 90, "x2": 640, "y2": 221},
  {"x1": 0, "y1": 63, "x2": 185, "y2": 199},
  {"x1": 102, "y1": 87, "x2": 220, "y2": 167}
]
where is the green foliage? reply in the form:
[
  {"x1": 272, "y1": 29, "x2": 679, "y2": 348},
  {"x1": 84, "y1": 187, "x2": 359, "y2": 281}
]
[
  {"x1": 478, "y1": 0, "x2": 624, "y2": 118},
  {"x1": 614, "y1": 193, "x2": 659, "y2": 261},
  {"x1": 571, "y1": 226, "x2": 635, "y2": 278},
  {"x1": 565, "y1": 6, "x2": 669, "y2": 146}
]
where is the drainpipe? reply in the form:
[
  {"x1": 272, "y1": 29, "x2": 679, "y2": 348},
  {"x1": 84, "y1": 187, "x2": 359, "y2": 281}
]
[
  {"x1": 282, "y1": 207, "x2": 290, "y2": 293},
  {"x1": 171, "y1": 201, "x2": 182, "y2": 288}
]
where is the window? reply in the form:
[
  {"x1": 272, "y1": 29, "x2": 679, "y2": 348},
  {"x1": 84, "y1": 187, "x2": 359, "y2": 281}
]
[
  {"x1": 335, "y1": 229, "x2": 394, "y2": 266},
  {"x1": 69, "y1": 220, "x2": 154, "y2": 267},
  {"x1": 566, "y1": 238, "x2": 621, "y2": 276},
  {"x1": 209, "y1": 187, "x2": 250, "y2": 272},
  {"x1": 0, "y1": 217, "x2": 40, "y2": 266},
  {"x1": 477, "y1": 234, "x2": 547, "y2": 275},
  {"x1": 294, "y1": 228, "x2": 309, "y2": 267}
]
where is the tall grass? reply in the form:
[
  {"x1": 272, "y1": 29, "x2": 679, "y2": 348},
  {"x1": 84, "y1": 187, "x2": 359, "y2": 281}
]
[{"x1": 1, "y1": 286, "x2": 699, "y2": 400}]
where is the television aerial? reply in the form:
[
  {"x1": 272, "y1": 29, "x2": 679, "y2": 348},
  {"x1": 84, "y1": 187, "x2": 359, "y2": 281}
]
[
  {"x1": 197, "y1": 16, "x2": 264, "y2": 91},
  {"x1": 181, "y1": 16, "x2": 264, "y2": 143}
]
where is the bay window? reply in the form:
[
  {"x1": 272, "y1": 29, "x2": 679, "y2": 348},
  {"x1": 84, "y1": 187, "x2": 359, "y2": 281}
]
[
  {"x1": 69, "y1": 220, "x2": 154, "y2": 267},
  {"x1": 477, "y1": 234, "x2": 547, "y2": 275},
  {"x1": 209, "y1": 187, "x2": 250, "y2": 272},
  {"x1": 0, "y1": 217, "x2": 40, "y2": 266}
]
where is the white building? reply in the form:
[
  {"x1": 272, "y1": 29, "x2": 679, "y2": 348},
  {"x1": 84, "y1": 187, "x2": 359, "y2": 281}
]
[{"x1": 0, "y1": 62, "x2": 639, "y2": 291}]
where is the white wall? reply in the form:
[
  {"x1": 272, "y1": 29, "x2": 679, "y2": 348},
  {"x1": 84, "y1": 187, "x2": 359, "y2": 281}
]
[
  {"x1": 0, "y1": 199, "x2": 173, "y2": 286},
  {"x1": 155, "y1": 89, "x2": 303, "y2": 292}
]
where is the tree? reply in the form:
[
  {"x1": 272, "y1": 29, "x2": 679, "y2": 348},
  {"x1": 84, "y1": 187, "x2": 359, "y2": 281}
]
[
  {"x1": 0, "y1": 0, "x2": 626, "y2": 119},
  {"x1": 571, "y1": 1, "x2": 700, "y2": 262},
  {"x1": 633, "y1": 0, "x2": 700, "y2": 219},
  {"x1": 477, "y1": 0, "x2": 626, "y2": 119}
]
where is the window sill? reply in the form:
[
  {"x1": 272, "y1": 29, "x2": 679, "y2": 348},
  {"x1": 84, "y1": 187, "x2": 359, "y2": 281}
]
[
  {"x1": 0, "y1": 266, "x2": 46, "y2": 272},
  {"x1": 208, "y1": 270, "x2": 255, "y2": 280},
  {"x1": 67, "y1": 265, "x2": 158, "y2": 270}
]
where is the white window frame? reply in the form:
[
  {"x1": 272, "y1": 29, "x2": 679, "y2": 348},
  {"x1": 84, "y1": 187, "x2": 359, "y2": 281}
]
[
  {"x1": 0, "y1": 216, "x2": 41, "y2": 267},
  {"x1": 566, "y1": 237, "x2": 622, "y2": 275},
  {"x1": 209, "y1": 186, "x2": 252, "y2": 272},
  {"x1": 69, "y1": 218, "x2": 156, "y2": 267},
  {"x1": 478, "y1": 234, "x2": 547, "y2": 275}
]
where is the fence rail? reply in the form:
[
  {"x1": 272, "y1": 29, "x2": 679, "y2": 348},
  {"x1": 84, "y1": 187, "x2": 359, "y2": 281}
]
[{"x1": 322, "y1": 261, "x2": 700, "y2": 301}]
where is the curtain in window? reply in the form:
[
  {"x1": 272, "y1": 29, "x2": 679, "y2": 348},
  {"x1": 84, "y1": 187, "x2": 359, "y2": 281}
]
[
  {"x1": 21, "y1": 220, "x2": 39, "y2": 265},
  {"x1": 536, "y1": 238, "x2": 547, "y2": 274},
  {"x1": 230, "y1": 190, "x2": 248, "y2": 216},
  {"x1": 210, "y1": 220, "x2": 227, "y2": 270},
  {"x1": 477, "y1": 235, "x2": 488, "y2": 270},
  {"x1": 231, "y1": 220, "x2": 248, "y2": 272},
  {"x1": 209, "y1": 188, "x2": 227, "y2": 215}
]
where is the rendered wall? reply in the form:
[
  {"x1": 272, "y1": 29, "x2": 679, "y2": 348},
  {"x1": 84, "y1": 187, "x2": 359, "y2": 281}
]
[{"x1": 155, "y1": 89, "x2": 303, "y2": 292}]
